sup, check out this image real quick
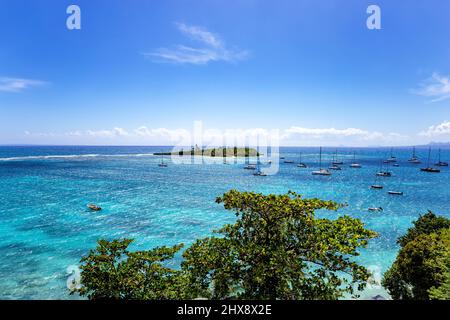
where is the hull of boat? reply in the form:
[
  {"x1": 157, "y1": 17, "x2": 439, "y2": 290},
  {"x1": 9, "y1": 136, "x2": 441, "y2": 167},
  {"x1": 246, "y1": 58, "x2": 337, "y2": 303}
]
[
  {"x1": 421, "y1": 168, "x2": 440, "y2": 173},
  {"x1": 312, "y1": 170, "x2": 331, "y2": 176},
  {"x1": 435, "y1": 162, "x2": 448, "y2": 167}
]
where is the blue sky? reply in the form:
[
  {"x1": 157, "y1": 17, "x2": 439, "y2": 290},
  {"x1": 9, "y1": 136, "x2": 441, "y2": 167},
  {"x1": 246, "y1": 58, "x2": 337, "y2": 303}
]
[{"x1": 0, "y1": 0, "x2": 449, "y2": 146}]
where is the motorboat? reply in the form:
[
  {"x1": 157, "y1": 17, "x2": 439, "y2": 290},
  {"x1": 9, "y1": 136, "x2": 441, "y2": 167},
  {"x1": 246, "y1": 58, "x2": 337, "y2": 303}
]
[
  {"x1": 388, "y1": 191, "x2": 403, "y2": 195},
  {"x1": 87, "y1": 204, "x2": 102, "y2": 211}
]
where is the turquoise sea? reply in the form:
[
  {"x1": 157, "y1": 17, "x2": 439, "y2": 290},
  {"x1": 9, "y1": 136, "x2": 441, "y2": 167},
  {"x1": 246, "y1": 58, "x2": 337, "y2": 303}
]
[{"x1": 0, "y1": 146, "x2": 449, "y2": 299}]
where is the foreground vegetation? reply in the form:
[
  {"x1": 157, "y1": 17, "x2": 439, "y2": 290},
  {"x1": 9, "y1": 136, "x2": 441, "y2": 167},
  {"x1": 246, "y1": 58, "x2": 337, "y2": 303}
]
[
  {"x1": 74, "y1": 190, "x2": 377, "y2": 300},
  {"x1": 382, "y1": 211, "x2": 450, "y2": 300}
]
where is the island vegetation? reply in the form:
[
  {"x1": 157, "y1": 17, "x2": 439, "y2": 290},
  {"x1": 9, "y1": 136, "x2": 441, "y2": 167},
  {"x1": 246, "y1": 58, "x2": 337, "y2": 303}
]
[
  {"x1": 154, "y1": 146, "x2": 260, "y2": 157},
  {"x1": 382, "y1": 211, "x2": 450, "y2": 300},
  {"x1": 73, "y1": 190, "x2": 377, "y2": 300}
]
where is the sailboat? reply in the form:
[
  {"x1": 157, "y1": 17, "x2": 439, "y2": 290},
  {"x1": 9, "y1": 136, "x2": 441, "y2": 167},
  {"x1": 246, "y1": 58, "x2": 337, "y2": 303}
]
[
  {"x1": 332, "y1": 149, "x2": 344, "y2": 165},
  {"x1": 329, "y1": 150, "x2": 342, "y2": 170},
  {"x1": 385, "y1": 148, "x2": 397, "y2": 163},
  {"x1": 421, "y1": 147, "x2": 440, "y2": 173},
  {"x1": 350, "y1": 151, "x2": 362, "y2": 168},
  {"x1": 435, "y1": 149, "x2": 448, "y2": 167},
  {"x1": 253, "y1": 145, "x2": 267, "y2": 176},
  {"x1": 312, "y1": 147, "x2": 332, "y2": 176},
  {"x1": 158, "y1": 153, "x2": 168, "y2": 167},
  {"x1": 408, "y1": 146, "x2": 421, "y2": 164},
  {"x1": 329, "y1": 164, "x2": 341, "y2": 170},
  {"x1": 371, "y1": 160, "x2": 384, "y2": 189},
  {"x1": 376, "y1": 158, "x2": 392, "y2": 177},
  {"x1": 297, "y1": 152, "x2": 307, "y2": 168}
]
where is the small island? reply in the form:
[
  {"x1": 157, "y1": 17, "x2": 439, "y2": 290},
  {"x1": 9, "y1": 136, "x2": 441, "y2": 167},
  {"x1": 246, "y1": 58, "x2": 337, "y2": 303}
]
[{"x1": 154, "y1": 146, "x2": 261, "y2": 157}]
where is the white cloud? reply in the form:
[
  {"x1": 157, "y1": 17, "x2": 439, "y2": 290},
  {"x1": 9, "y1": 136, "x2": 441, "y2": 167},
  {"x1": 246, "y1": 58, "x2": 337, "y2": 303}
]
[
  {"x1": 176, "y1": 23, "x2": 222, "y2": 48},
  {"x1": 0, "y1": 77, "x2": 47, "y2": 93},
  {"x1": 280, "y1": 126, "x2": 408, "y2": 145},
  {"x1": 145, "y1": 23, "x2": 248, "y2": 65},
  {"x1": 85, "y1": 127, "x2": 130, "y2": 138},
  {"x1": 22, "y1": 125, "x2": 412, "y2": 146},
  {"x1": 134, "y1": 126, "x2": 190, "y2": 142},
  {"x1": 282, "y1": 126, "x2": 371, "y2": 139},
  {"x1": 413, "y1": 73, "x2": 450, "y2": 103},
  {"x1": 419, "y1": 121, "x2": 450, "y2": 137}
]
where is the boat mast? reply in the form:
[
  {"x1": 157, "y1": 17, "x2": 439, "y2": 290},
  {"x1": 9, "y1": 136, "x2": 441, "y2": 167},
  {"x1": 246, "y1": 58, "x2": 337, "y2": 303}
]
[{"x1": 319, "y1": 147, "x2": 322, "y2": 169}]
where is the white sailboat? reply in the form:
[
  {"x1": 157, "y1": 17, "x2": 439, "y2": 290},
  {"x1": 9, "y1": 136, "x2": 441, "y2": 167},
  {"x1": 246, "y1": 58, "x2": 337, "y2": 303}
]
[
  {"x1": 332, "y1": 149, "x2": 343, "y2": 165},
  {"x1": 385, "y1": 148, "x2": 397, "y2": 163},
  {"x1": 312, "y1": 147, "x2": 332, "y2": 176},
  {"x1": 297, "y1": 152, "x2": 307, "y2": 168},
  {"x1": 376, "y1": 158, "x2": 392, "y2": 177},
  {"x1": 435, "y1": 149, "x2": 448, "y2": 167},
  {"x1": 158, "y1": 153, "x2": 168, "y2": 167},
  {"x1": 253, "y1": 146, "x2": 267, "y2": 176},
  {"x1": 371, "y1": 160, "x2": 384, "y2": 189},
  {"x1": 350, "y1": 151, "x2": 362, "y2": 168},
  {"x1": 408, "y1": 146, "x2": 421, "y2": 164}
]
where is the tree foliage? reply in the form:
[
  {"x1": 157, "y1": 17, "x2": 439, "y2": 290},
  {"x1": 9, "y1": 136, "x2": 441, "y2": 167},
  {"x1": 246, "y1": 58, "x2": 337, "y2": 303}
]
[
  {"x1": 75, "y1": 190, "x2": 377, "y2": 300},
  {"x1": 74, "y1": 239, "x2": 187, "y2": 300},
  {"x1": 183, "y1": 190, "x2": 377, "y2": 299},
  {"x1": 397, "y1": 211, "x2": 450, "y2": 247},
  {"x1": 382, "y1": 212, "x2": 450, "y2": 300}
]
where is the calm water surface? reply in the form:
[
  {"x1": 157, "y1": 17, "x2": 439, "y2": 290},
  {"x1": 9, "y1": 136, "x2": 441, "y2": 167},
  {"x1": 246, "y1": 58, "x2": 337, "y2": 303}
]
[{"x1": 0, "y1": 146, "x2": 449, "y2": 299}]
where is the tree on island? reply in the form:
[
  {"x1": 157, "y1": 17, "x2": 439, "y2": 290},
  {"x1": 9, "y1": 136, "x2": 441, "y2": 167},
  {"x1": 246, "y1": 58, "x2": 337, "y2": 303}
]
[
  {"x1": 73, "y1": 190, "x2": 377, "y2": 300},
  {"x1": 382, "y1": 211, "x2": 450, "y2": 300}
]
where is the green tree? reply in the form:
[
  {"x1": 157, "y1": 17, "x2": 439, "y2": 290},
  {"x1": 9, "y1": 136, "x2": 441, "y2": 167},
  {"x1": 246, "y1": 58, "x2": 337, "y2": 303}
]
[
  {"x1": 382, "y1": 212, "x2": 450, "y2": 300},
  {"x1": 428, "y1": 228, "x2": 450, "y2": 300},
  {"x1": 74, "y1": 239, "x2": 187, "y2": 300},
  {"x1": 75, "y1": 191, "x2": 377, "y2": 300},
  {"x1": 397, "y1": 211, "x2": 450, "y2": 247},
  {"x1": 182, "y1": 190, "x2": 377, "y2": 299}
]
